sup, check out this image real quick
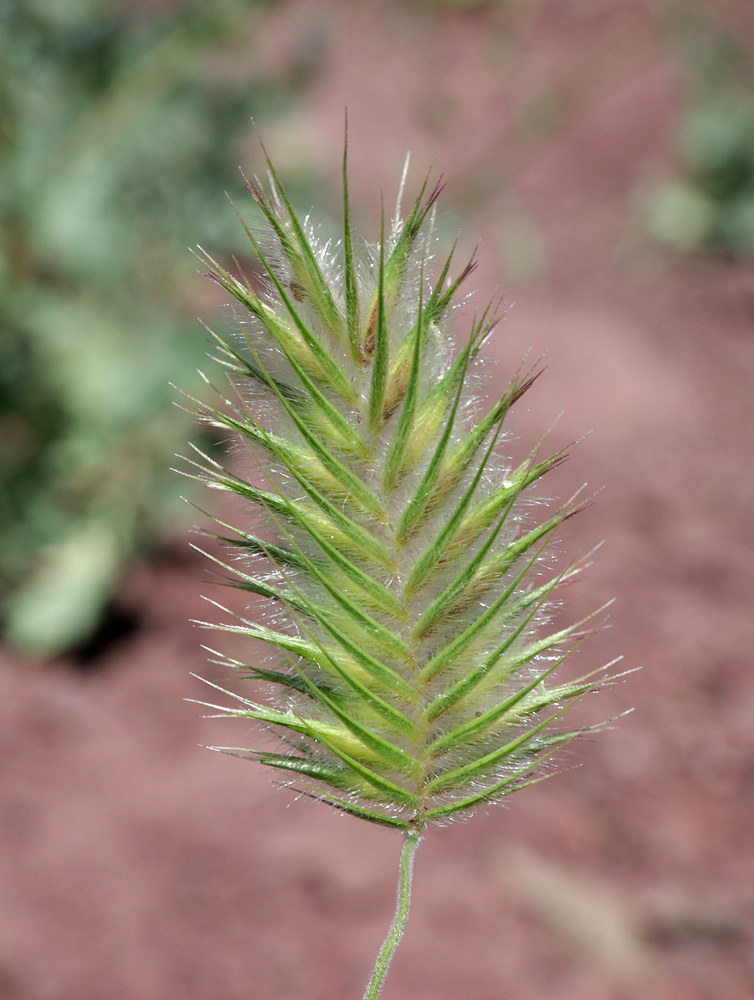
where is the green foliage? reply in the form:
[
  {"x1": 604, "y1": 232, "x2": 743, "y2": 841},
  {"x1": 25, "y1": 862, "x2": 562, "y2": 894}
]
[
  {"x1": 188, "y1": 154, "x2": 616, "y2": 833},
  {"x1": 0, "y1": 0, "x2": 300, "y2": 654},
  {"x1": 645, "y1": 26, "x2": 754, "y2": 257}
]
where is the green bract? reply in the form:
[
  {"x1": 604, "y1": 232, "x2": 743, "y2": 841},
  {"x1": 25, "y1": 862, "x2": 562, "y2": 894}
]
[{"x1": 182, "y1": 143, "x2": 619, "y2": 997}]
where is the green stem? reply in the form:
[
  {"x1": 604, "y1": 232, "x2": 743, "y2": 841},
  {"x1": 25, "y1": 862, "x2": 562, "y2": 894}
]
[{"x1": 362, "y1": 828, "x2": 422, "y2": 1000}]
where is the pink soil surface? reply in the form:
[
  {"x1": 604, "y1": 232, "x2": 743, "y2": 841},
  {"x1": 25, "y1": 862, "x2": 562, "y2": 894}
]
[{"x1": 2, "y1": 3, "x2": 753, "y2": 998}]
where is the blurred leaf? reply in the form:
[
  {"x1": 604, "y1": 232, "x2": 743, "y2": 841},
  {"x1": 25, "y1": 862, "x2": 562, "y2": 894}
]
[
  {"x1": 0, "y1": 0, "x2": 312, "y2": 656},
  {"x1": 3, "y1": 518, "x2": 124, "y2": 657},
  {"x1": 643, "y1": 22, "x2": 754, "y2": 258},
  {"x1": 644, "y1": 182, "x2": 716, "y2": 252}
]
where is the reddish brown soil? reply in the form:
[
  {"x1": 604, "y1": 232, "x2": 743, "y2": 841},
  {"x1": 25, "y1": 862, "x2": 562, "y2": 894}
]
[{"x1": 2, "y1": 3, "x2": 753, "y2": 999}]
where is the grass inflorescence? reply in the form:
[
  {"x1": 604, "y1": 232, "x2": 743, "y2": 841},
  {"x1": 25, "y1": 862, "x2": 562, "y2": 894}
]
[{"x1": 181, "y1": 139, "x2": 620, "y2": 998}]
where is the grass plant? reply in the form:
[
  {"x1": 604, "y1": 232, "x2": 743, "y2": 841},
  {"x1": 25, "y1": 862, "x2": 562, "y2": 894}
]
[{"x1": 182, "y1": 139, "x2": 619, "y2": 997}]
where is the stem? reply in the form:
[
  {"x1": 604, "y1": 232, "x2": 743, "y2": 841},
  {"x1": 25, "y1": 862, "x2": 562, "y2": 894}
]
[{"x1": 362, "y1": 828, "x2": 422, "y2": 1000}]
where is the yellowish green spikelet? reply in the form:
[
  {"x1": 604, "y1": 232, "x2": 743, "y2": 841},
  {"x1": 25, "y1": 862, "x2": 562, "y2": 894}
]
[{"x1": 183, "y1": 146, "x2": 619, "y2": 835}]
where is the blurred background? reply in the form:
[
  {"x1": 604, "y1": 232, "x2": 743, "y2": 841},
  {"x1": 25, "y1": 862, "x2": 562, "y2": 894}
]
[{"x1": 1, "y1": 0, "x2": 753, "y2": 998}]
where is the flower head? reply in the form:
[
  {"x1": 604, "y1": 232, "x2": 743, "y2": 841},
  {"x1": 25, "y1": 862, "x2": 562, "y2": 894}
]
[{"x1": 183, "y1": 145, "x2": 617, "y2": 833}]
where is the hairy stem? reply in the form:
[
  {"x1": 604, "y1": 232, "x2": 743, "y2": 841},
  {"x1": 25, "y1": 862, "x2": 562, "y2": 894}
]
[{"x1": 362, "y1": 828, "x2": 422, "y2": 1000}]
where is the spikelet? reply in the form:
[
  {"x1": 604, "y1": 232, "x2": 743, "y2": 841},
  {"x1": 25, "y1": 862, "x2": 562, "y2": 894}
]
[{"x1": 181, "y1": 146, "x2": 618, "y2": 837}]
